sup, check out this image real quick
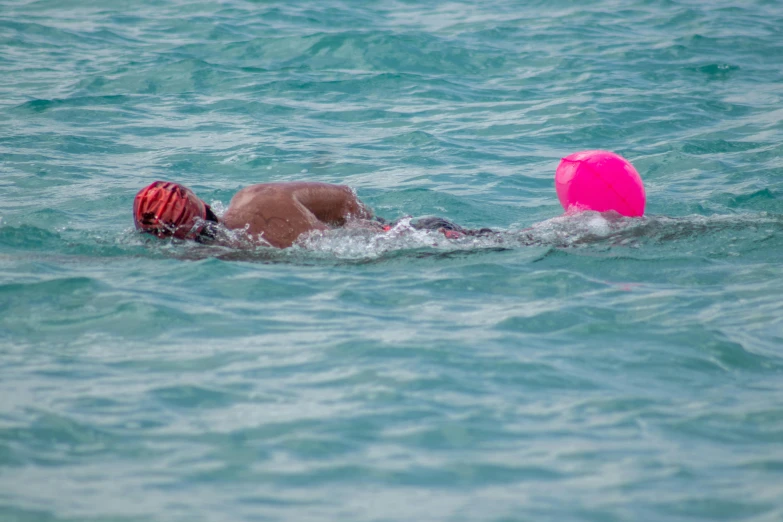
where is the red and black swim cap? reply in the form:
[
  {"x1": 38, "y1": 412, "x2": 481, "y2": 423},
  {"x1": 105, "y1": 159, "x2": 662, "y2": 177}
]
[{"x1": 133, "y1": 181, "x2": 212, "y2": 240}]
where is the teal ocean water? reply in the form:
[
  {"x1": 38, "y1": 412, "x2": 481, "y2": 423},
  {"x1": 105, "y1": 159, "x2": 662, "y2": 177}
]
[{"x1": 2, "y1": 1, "x2": 783, "y2": 520}]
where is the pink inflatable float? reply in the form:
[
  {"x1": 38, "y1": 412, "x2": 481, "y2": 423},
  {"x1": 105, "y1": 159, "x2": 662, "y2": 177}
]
[{"x1": 555, "y1": 150, "x2": 646, "y2": 217}]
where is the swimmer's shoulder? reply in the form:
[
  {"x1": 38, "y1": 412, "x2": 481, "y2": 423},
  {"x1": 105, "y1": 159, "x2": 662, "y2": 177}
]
[
  {"x1": 226, "y1": 183, "x2": 287, "y2": 209},
  {"x1": 231, "y1": 182, "x2": 346, "y2": 200}
]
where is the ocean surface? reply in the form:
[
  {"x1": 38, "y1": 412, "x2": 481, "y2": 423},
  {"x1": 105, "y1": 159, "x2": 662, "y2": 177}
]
[{"x1": 2, "y1": 1, "x2": 783, "y2": 520}]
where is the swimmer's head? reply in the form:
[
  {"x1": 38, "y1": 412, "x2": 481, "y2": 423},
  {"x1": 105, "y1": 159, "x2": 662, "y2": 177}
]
[{"x1": 133, "y1": 181, "x2": 218, "y2": 240}]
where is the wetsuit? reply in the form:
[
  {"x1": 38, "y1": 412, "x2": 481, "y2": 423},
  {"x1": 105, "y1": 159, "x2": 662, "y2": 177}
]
[{"x1": 377, "y1": 216, "x2": 495, "y2": 239}]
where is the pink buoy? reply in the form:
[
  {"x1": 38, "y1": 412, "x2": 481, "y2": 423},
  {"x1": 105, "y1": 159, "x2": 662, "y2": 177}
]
[{"x1": 555, "y1": 150, "x2": 646, "y2": 217}]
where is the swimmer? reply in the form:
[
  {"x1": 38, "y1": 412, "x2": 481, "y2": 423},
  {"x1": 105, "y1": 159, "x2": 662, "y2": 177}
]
[
  {"x1": 134, "y1": 181, "x2": 375, "y2": 248},
  {"x1": 134, "y1": 151, "x2": 643, "y2": 247},
  {"x1": 134, "y1": 181, "x2": 488, "y2": 248}
]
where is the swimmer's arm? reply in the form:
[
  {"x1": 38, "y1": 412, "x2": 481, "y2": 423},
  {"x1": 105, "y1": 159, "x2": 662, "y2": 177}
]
[
  {"x1": 222, "y1": 195, "x2": 327, "y2": 248},
  {"x1": 290, "y1": 183, "x2": 373, "y2": 226},
  {"x1": 221, "y1": 182, "x2": 373, "y2": 248}
]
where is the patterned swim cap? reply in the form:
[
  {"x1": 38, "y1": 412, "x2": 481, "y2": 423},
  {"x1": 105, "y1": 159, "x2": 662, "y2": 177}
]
[{"x1": 133, "y1": 181, "x2": 210, "y2": 240}]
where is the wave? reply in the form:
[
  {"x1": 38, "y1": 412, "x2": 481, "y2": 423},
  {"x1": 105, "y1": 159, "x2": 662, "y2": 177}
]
[
  {"x1": 295, "y1": 212, "x2": 783, "y2": 260},
  {"x1": 2, "y1": 212, "x2": 782, "y2": 264}
]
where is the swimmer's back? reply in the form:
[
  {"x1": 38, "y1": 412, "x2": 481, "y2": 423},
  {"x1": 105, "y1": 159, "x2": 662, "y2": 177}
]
[{"x1": 222, "y1": 182, "x2": 372, "y2": 248}]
